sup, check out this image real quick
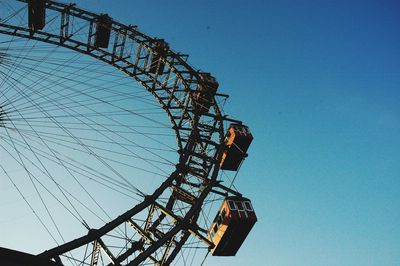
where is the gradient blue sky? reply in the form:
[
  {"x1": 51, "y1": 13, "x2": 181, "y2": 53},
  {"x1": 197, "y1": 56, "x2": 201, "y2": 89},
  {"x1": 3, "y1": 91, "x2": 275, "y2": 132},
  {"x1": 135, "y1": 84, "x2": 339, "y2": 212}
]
[
  {"x1": 40, "y1": 0, "x2": 400, "y2": 265},
  {"x1": 72, "y1": 1, "x2": 400, "y2": 265},
  {"x1": 5, "y1": 0, "x2": 400, "y2": 265}
]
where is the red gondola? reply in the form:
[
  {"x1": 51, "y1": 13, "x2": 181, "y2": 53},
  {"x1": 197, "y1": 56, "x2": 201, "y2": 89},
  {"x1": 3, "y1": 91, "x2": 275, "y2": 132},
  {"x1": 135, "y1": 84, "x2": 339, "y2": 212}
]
[
  {"x1": 220, "y1": 124, "x2": 253, "y2": 171},
  {"x1": 28, "y1": 0, "x2": 46, "y2": 31},
  {"x1": 149, "y1": 39, "x2": 169, "y2": 75},
  {"x1": 193, "y1": 74, "x2": 219, "y2": 114},
  {"x1": 94, "y1": 15, "x2": 112, "y2": 48},
  {"x1": 208, "y1": 196, "x2": 257, "y2": 256}
]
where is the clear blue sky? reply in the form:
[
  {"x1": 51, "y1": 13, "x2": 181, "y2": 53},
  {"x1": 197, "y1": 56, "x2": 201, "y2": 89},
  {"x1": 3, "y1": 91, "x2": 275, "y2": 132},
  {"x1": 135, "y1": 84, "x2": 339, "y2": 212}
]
[
  {"x1": 3, "y1": 0, "x2": 400, "y2": 265},
  {"x1": 76, "y1": 1, "x2": 400, "y2": 265}
]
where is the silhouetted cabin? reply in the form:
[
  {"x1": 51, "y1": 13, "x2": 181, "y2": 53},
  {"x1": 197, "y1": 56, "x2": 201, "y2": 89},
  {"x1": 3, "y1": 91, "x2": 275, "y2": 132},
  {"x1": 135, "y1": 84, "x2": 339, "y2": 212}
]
[
  {"x1": 208, "y1": 196, "x2": 257, "y2": 256},
  {"x1": 193, "y1": 73, "x2": 219, "y2": 114},
  {"x1": 220, "y1": 124, "x2": 253, "y2": 171},
  {"x1": 148, "y1": 39, "x2": 169, "y2": 75},
  {"x1": 94, "y1": 15, "x2": 112, "y2": 48},
  {"x1": 28, "y1": 0, "x2": 46, "y2": 31}
]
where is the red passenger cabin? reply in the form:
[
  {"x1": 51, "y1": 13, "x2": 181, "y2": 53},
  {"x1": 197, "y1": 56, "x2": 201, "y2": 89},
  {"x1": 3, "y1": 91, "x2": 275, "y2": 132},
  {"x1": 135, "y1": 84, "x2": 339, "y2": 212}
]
[
  {"x1": 193, "y1": 74, "x2": 219, "y2": 114},
  {"x1": 208, "y1": 196, "x2": 257, "y2": 256},
  {"x1": 28, "y1": 0, "x2": 46, "y2": 31},
  {"x1": 94, "y1": 15, "x2": 112, "y2": 48},
  {"x1": 220, "y1": 124, "x2": 253, "y2": 171},
  {"x1": 149, "y1": 39, "x2": 169, "y2": 75}
]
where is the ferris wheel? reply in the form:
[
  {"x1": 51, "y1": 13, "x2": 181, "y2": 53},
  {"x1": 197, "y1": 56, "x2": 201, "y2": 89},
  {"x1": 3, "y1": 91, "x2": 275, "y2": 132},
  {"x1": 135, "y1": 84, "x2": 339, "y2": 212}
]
[{"x1": 0, "y1": 0, "x2": 257, "y2": 265}]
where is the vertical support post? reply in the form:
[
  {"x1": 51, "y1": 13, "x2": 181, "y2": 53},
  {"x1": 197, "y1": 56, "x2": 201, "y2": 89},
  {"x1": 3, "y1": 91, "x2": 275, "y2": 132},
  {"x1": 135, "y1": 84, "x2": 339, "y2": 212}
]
[
  {"x1": 60, "y1": 9, "x2": 69, "y2": 43},
  {"x1": 87, "y1": 20, "x2": 94, "y2": 52},
  {"x1": 90, "y1": 241, "x2": 100, "y2": 266}
]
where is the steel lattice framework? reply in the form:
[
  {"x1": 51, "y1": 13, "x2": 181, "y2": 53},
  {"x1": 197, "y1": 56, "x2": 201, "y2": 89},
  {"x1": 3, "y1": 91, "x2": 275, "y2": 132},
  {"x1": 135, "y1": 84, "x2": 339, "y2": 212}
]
[{"x1": 0, "y1": 0, "x2": 244, "y2": 265}]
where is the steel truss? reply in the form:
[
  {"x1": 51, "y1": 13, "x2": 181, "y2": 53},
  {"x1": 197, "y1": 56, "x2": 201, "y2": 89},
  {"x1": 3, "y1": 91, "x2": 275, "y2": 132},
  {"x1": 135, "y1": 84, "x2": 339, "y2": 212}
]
[{"x1": 0, "y1": 0, "x2": 243, "y2": 265}]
